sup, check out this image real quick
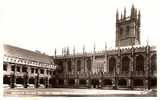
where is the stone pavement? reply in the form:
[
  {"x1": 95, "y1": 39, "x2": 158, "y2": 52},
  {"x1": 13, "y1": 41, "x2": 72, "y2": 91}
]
[{"x1": 3, "y1": 88, "x2": 157, "y2": 97}]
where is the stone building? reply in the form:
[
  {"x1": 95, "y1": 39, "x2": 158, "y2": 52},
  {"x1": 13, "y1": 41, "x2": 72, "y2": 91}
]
[
  {"x1": 3, "y1": 5, "x2": 157, "y2": 90},
  {"x1": 53, "y1": 5, "x2": 157, "y2": 89},
  {"x1": 3, "y1": 44, "x2": 56, "y2": 88}
]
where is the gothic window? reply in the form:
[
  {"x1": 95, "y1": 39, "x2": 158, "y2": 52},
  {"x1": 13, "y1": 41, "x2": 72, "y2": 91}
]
[
  {"x1": 67, "y1": 61, "x2": 72, "y2": 72},
  {"x1": 22, "y1": 66, "x2": 27, "y2": 72},
  {"x1": 122, "y1": 56, "x2": 130, "y2": 72},
  {"x1": 35, "y1": 69, "x2": 38, "y2": 73},
  {"x1": 58, "y1": 61, "x2": 63, "y2": 73},
  {"x1": 151, "y1": 54, "x2": 157, "y2": 73},
  {"x1": 109, "y1": 57, "x2": 116, "y2": 73},
  {"x1": 11, "y1": 65, "x2": 15, "y2": 71},
  {"x1": 77, "y1": 60, "x2": 81, "y2": 72},
  {"x1": 136, "y1": 55, "x2": 144, "y2": 72},
  {"x1": 31, "y1": 68, "x2": 34, "y2": 73},
  {"x1": 118, "y1": 79, "x2": 127, "y2": 86},
  {"x1": 119, "y1": 27, "x2": 123, "y2": 39},
  {"x1": 17, "y1": 66, "x2": 20, "y2": 72},
  {"x1": 87, "y1": 59, "x2": 91, "y2": 71},
  {"x1": 126, "y1": 26, "x2": 130, "y2": 35},
  {"x1": 40, "y1": 69, "x2": 44, "y2": 74},
  {"x1": 3, "y1": 63, "x2": 7, "y2": 71}
]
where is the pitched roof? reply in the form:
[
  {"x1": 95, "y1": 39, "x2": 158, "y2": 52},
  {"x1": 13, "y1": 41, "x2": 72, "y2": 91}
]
[{"x1": 3, "y1": 44, "x2": 53, "y2": 64}]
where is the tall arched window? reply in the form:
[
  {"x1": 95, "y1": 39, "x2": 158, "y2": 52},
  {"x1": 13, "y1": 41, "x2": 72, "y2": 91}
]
[
  {"x1": 122, "y1": 56, "x2": 130, "y2": 72},
  {"x1": 67, "y1": 61, "x2": 72, "y2": 72},
  {"x1": 109, "y1": 57, "x2": 116, "y2": 73},
  {"x1": 151, "y1": 54, "x2": 157, "y2": 73},
  {"x1": 136, "y1": 55, "x2": 144, "y2": 72},
  {"x1": 77, "y1": 60, "x2": 81, "y2": 72},
  {"x1": 119, "y1": 28, "x2": 123, "y2": 39},
  {"x1": 87, "y1": 59, "x2": 91, "y2": 71},
  {"x1": 126, "y1": 26, "x2": 130, "y2": 35}
]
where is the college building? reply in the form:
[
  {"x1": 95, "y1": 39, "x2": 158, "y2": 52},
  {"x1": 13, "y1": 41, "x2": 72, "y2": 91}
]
[{"x1": 3, "y1": 5, "x2": 157, "y2": 89}]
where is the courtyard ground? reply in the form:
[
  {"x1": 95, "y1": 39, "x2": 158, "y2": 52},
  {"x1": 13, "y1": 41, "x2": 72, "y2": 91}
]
[{"x1": 3, "y1": 88, "x2": 157, "y2": 97}]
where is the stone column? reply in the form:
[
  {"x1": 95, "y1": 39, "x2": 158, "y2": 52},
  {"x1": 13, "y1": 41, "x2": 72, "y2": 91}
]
[
  {"x1": 75, "y1": 79, "x2": 79, "y2": 88},
  {"x1": 86, "y1": 79, "x2": 91, "y2": 88},
  {"x1": 144, "y1": 79, "x2": 149, "y2": 89},
  {"x1": 99, "y1": 79, "x2": 102, "y2": 88}
]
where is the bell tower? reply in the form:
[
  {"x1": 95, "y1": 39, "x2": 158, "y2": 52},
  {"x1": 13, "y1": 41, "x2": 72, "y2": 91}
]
[{"x1": 115, "y1": 5, "x2": 141, "y2": 47}]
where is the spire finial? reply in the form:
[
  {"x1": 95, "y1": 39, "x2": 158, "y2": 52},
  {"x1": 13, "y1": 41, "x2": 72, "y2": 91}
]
[
  {"x1": 105, "y1": 41, "x2": 107, "y2": 51},
  {"x1": 116, "y1": 8, "x2": 119, "y2": 21},
  {"x1": 147, "y1": 36, "x2": 149, "y2": 46},
  {"x1": 54, "y1": 48, "x2": 57, "y2": 56},
  {"x1": 73, "y1": 46, "x2": 75, "y2": 55},
  {"x1": 83, "y1": 45, "x2": 85, "y2": 54},
  {"x1": 124, "y1": 7, "x2": 126, "y2": 19},
  {"x1": 94, "y1": 41, "x2": 96, "y2": 53},
  {"x1": 131, "y1": 4, "x2": 135, "y2": 18}
]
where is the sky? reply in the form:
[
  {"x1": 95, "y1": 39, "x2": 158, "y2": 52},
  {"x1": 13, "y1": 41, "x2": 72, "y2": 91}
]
[{"x1": 0, "y1": 0, "x2": 160, "y2": 56}]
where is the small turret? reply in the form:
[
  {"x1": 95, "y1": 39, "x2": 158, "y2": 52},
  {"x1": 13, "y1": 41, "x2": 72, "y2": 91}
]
[
  {"x1": 116, "y1": 9, "x2": 119, "y2": 21},
  {"x1": 138, "y1": 10, "x2": 141, "y2": 26},
  {"x1": 124, "y1": 7, "x2": 126, "y2": 19},
  {"x1": 131, "y1": 4, "x2": 135, "y2": 18},
  {"x1": 54, "y1": 48, "x2": 57, "y2": 56}
]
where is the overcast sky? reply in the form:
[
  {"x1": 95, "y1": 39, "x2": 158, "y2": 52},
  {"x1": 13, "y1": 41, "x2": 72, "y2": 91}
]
[{"x1": 0, "y1": 0, "x2": 160, "y2": 55}]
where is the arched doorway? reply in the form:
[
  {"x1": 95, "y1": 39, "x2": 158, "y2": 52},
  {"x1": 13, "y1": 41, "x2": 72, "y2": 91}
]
[
  {"x1": 16, "y1": 77, "x2": 24, "y2": 84},
  {"x1": 122, "y1": 56, "x2": 130, "y2": 73},
  {"x1": 91, "y1": 79, "x2": 99, "y2": 88},
  {"x1": 79, "y1": 79, "x2": 86, "y2": 86},
  {"x1": 118, "y1": 79, "x2": 127, "y2": 88},
  {"x1": 103, "y1": 79, "x2": 112, "y2": 86},
  {"x1": 109, "y1": 57, "x2": 116, "y2": 73},
  {"x1": 29, "y1": 77, "x2": 35, "y2": 84}
]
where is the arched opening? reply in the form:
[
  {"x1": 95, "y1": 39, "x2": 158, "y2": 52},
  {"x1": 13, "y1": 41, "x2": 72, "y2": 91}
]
[
  {"x1": 58, "y1": 79, "x2": 64, "y2": 86},
  {"x1": 3, "y1": 75, "x2": 10, "y2": 84},
  {"x1": 151, "y1": 54, "x2": 157, "y2": 74},
  {"x1": 68, "y1": 79, "x2": 75, "y2": 86},
  {"x1": 29, "y1": 77, "x2": 35, "y2": 84},
  {"x1": 91, "y1": 79, "x2": 99, "y2": 88},
  {"x1": 16, "y1": 77, "x2": 24, "y2": 84},
  {"x1": 109, "y1": 57, "x2": 116, "y2": 73},
  {"x1": 79, "y1": 79, "x2": 86, "y2": 85},
  {"x1": 103, "y1": 79, "x2": 112, "y2": 86},
  {"x1": 77, "y1": 60, "x2": 81, "y2": 72},
  {"x1": 150, "y1": 78, "x2": 157, "y2": 88},
  {"x1": 118, "y1": 79, "x2": 127, "y2": 87},
  {"x1": 122, "y1": 56, "x2": 130, "y2": 73},
  {"x1": 136, "y1": 55, "x2": 144, "y2": 72},
  {"x1": 40, "y1": 78, "x2": 45, "y2": 84},
  {"x1": 133, "y1": 79, "x2": 144, "y2": 87},
  {"x1": 67, "y1": 61, "x2": 72, "y2": 72}
]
